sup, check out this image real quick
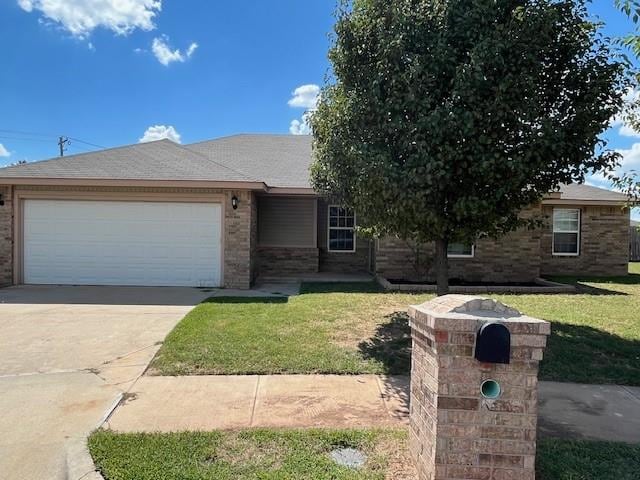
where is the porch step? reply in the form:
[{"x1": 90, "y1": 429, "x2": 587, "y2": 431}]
[{"x1": 256, "y1": 273, "x2": 374, "y2": 284}]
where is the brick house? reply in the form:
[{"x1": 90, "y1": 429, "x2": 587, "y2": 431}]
[{"x1": 0, "y1": 134, "x2": 630, "y2": 288}]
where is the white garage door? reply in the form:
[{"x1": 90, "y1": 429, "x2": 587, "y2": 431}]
[{"x1": 23, "y1": 199, "x2": 222, "y2": 287}]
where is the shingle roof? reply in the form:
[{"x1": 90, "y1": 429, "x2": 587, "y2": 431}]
[
  {"x1": 0, "y1": 139, "x2": 256, "y2": 183},
  {"x1": 0, "y1": 134, "x2": 630, "y2": 203},
  {"x1": 556, "y1": 183, "x2": 628, "y2": 203},
  {"x1": 185, "y1": 134, "x2": 313, "y2": 188}
]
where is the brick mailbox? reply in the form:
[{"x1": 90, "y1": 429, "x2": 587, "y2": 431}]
[{"x1": 408, "y1": 295, "x2": 550, "y2": 480}]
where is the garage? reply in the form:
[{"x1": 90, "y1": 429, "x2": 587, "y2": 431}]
[{"x1": 22, "y1": 199, "x2": 222, "y2": 287}]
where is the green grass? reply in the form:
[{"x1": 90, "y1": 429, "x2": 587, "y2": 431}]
[
  {"x1": 149, "y1": 282, "x2": 423, "y2": 376},
  {"x1": 536, "y1": 438, "x2": 640, "y2": 480},
  {"x1": 150, "y1": 265, "x2": 640, "y2": 385},
  {"x1": 88, "y1": 428, "x2": 414, "y2": 480},
  {"x1": 88, "y1": 429, "x2": 640, "y2": 480}
]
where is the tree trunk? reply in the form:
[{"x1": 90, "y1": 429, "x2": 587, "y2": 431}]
[{"x1": 435, "y1": 238, "x2": 449, "y2": 296}]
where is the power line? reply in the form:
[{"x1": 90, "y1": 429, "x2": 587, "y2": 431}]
[
  {"x1": 67, "y1": 136, "x2": 106, "y2": 149},
  {"x1": 0, "y1": 129, "x2": 106, "y2": 149},
  {"x1": 0, "y1": 135, "x2": 53, "y2": 143},
  {"x1": 0, "y1": 129, "x2": 55, "y2": 138}
]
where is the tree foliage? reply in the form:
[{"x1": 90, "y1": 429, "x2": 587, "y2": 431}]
[
  {"x1": 615, "y1": 0, "x2": 640, "y2": 55},
  {"x1": 311, "y1": 0, "x2": 629, "y2": 293}
]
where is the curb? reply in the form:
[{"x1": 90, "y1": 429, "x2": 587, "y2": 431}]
[
  {"x1": 377, "y1": 275, "x2": 576, "y2": 294},
  {"x1": 65, "y1": 393, "x2": 122, "y2": 480}
]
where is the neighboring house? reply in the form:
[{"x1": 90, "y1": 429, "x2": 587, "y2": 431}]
[{"x1": 0, "y1": 134, "x2": 630, "y2": 288}]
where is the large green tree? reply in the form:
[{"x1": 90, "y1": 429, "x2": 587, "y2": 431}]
[{"x1": 311, "y1": 0, "x2": 629, "y2": 295}]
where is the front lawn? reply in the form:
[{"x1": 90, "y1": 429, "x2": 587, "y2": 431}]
[
  {"x1": 89, "y1": 428, "x2": 414, "y2": 480},
  {"x1": 89, "y1": 429, "x2": 640, "y2": 480},
  {"x1": 150, "y1": 265, "x2": 640, "y2": 385},
  {"x1": 149, "y1": 283, "x2": 422, "y2": 375}
]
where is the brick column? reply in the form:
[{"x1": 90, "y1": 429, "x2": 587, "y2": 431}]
[
  {"x1": 0, "y1": 185, "x2": 12, "y2": 286},
  {"x1": 408, "y1": 295, "x2": 550, "y2": 480}
]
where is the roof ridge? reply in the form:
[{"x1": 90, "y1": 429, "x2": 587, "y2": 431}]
[
  {"x1": 176, "y1": 142, "x2": 260, "y2": 183},
  {"x1": 186, "y1": 133, "x2": 311, "y2": 147},
  {"x1": 0, "y1": 138, "x2": 172, "y2": 171}
]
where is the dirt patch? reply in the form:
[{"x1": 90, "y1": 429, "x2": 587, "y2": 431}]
[{"x1": 329, "y1": 304, "x2": 409, "y2": 350}]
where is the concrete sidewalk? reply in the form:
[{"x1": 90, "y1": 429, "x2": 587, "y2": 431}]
[
  {"x1": 105, "y1": 375, "x2": 640, "y2": 443},
  {"x1": 106, "y1": 375, "x2": 409, "y2": 431}
]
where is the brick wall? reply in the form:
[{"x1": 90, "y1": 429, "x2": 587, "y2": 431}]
[
  {"x1": 540, "y1": 204, "x2": 629, "y2": 277},
  {"x1": 0, "y1": 186, "x2": 12, "y2": 286},
  {"x1": 408, "y1": 295, "x2": 550, "y2": 480},
  {"x1": 256, "y1": 246, "x2": 319, "y2": 276},
  {"x1": 317, "y1": 199, "x2": 371, "y2": 273},
  {"x1": 376, "y1": 207, "x2": 542, "y2": 283},
  {"x1": 1, "y1": 185, "x2": 255, "y2": 289},
  {"x1": 249, "y1": 192, "x2": 259, "y2": 284},
  {"x1": 224, "y1": 189, "x2": 254, "y2": 289}
]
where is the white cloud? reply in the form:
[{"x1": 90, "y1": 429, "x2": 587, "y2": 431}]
[
  {"x1": 287, "y1": 84, "x2": 319, "y2": 135},
  {"x1": 615, "y1": 143, "x2": 640, "y2": 172},
  {"x1": 139, "y1": 125, "x2": 181, "y2": 143},
  {"x1": 586, "y1": 141, "x2": 640, "y2": 189},
  {"x1": 0, "y1": 143, "x2": 10, "y2": 157},
  {"x1": 288, "y1": 84, "x2": 320, "y2": 109},
  {"x1": 151, "y1": 35, "x2": 198, "y2": 66},
  {"x1": 17, "y1": 0, "x2": 161, "y2": 39},
  {"x1": 289, "y1": 117, "x2": 311, "y2": 135},
  {"x1": 611, "y1": 88, "x2": 640, "y2": 137}
]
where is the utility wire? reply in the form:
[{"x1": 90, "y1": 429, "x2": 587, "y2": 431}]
[
  {"x1": 0, "y1": 129, "x2": 107, "y2": 150},
  {"x1": 0, "y1": 135, "x2": 53, "y2": 143},
  {"x1": 66, "y1": 136, "x2": 106, "y2": 149}
]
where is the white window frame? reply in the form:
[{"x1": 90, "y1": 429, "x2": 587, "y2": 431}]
[
  {"x1": 552, "y1": 208, "x2": 581, "y2": 256},
  {"x1": 447, "y1": 243, "x2": 475, "y2": 258},
  {"x1": 327, "y1": 205, "x2": 356, "y2": 253}
]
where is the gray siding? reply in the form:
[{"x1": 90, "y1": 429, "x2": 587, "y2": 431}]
[{"x1": 257, "y1": 196, "x2": 316, "y2": 247}]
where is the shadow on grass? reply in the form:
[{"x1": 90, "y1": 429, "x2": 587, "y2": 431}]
[
  {"x1": 545, "y1": 273, "x2": 640, "y2": 296},
  {"x1": 358, "y1": 311, "x2": 412, "y2": 375},
  {"x1": 541, "y1": 322, "x2": 640, "y2": 386},
  {"x1": 357, "y1": 311, "x2": 412, "y2": 418},
  {"x1": 357, "y1": 309, "x2": 640, "y2": 386},
  {"x1": 201, "y1": 296, "x2": 289, "y2": 304}
]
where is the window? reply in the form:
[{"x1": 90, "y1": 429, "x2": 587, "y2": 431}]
[
  {"x1": 328, "y1": 206, "x2": 356, "y2": 252},
  {"x1": 553, "y1": 208, "x2": 580, "y2": 256},
  {"x1": 447, "y1": 243, "x2": 474, "y2": 258}
]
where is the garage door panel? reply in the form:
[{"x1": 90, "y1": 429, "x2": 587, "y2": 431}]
[{"x1": 23, "y1": 200, "x2": 222, "y2": 287}]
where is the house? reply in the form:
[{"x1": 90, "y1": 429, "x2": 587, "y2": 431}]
[
  {"x1": 631, "y1": 220, "x2": 640, "y2": 262},
  {"x1": 0, "y1": 134, "x2": 630, "y2": 288}
]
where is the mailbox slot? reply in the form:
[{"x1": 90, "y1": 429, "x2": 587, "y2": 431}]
[{"x1": 475, "y1": 322, "x2": 510, "y2": 364}]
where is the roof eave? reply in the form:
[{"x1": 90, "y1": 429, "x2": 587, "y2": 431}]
[
  {"x1": 0, "y1": 177, "x2": 268, "y2": 191},
  {"x1": 266, "y1": 186, "x2": 316, "y2": 195},
  {"x1": 541, "y1": 198, "x2": 630, "y2": 206}
]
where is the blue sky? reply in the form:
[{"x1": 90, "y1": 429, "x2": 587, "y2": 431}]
[
  {"x1": 0, "y1": 0, "x2": 639, "y2": 219},
  {"x1": 0, "y1": 1, "x2": 333, "y2": 162}
]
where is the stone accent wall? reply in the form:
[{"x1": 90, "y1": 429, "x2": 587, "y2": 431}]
[
  {"x1": 540, "y1": 204, "x2": 629, "y2": 277},
  {"x1": 408, "y1": 295, "x2": 550, "y2": 480},
  {"x1": 376, "y1": 206, "x2": 543, "y2": 283},
  {"x1": 3, "y1": 185, "x2": 255, "y2": 289},
  {"x1": 0, "y1": 185, "x2": 12, "y2": 286},
  {"x1": 317, "y1": 199, "x2": 371, "y2": 273},
  {"x1": 256, "y1": 246, "x2": 319, "y2": 276}
]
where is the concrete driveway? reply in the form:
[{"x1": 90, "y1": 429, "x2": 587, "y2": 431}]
[{"x1": 0, "y1": 285, "x2": 210, "y2": 480}]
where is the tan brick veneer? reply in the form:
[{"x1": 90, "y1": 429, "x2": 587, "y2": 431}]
[
  {"x1": 540, "y1": 205, "x2": 629, "y2": 277},
  {"x1": 256, "y1": 246, "x2": 319, "y2": 275},
  {"x1": 377, "y1": 204, "x2": 630, "y2": 282},
  {"x1": 408, "y1": 295, "x2": 550, "y2": 480},
  {"x1": 0, "y1": 185, "x2": 12, "y2": 286}
]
